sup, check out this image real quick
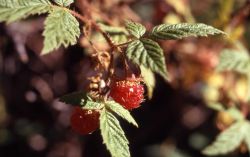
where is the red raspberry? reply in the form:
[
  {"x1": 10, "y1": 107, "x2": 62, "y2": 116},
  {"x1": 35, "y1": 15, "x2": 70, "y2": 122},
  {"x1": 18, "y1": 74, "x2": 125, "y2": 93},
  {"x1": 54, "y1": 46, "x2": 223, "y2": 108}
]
[
  {"x1": 109, "y1": 78, "x2": 144, "y2": 110},
  {"x1": 70, "y1": 107, "x2": 99, "y2": 135}
]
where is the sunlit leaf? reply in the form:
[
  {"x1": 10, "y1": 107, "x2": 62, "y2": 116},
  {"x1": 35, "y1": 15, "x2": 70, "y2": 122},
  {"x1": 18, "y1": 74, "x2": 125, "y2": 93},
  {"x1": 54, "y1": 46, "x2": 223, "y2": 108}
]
[
  {"x1": 216, "y1": 49, "x2": 250, "y2": 74},
  {"x1": 42, "y1": 7, "x2": 80, "y2": 54},
  {"x1": 126, "y1": 38, "x2": 168, "y2": 80},
  {"x1": 125, "y1": 20, "x2": 146, "y2": 38},
  {"x1": 203, "y1": 121, "x2": 249, "y2": 155},
  {"x1": 99, "y1": 23, "x2": 129, "y2": 44},
  {"x1": 81, "y1": 96, "x2": 104, "y2": 110},
  {"x1": 53, "y1": 0, "x2": 73, "y2": 6},
  {"x1": 151, "y1": 23, "x2": 225, "y2": 40},
  {"x1": 140, "y1": 66, "x2": 155, "y2": 99},
  {"x1": 100, "y1": 108, "x2": 130, "y2": 157},
  {"x1": 105, "y1": 101, "x2": 138, "y2": 127},
  {"x1": 207, "y1": 102, "x2": 225, "y2": 111},
  {"x1": 0, "y1": 0, "x2": 52, "y2": 23}
]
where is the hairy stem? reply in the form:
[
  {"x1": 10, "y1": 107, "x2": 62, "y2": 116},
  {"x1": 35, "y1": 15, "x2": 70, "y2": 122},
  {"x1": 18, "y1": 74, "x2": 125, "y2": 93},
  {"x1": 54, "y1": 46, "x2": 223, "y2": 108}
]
[{"x1": 61, "y1": 4, "x2": 131, "y2": 81}]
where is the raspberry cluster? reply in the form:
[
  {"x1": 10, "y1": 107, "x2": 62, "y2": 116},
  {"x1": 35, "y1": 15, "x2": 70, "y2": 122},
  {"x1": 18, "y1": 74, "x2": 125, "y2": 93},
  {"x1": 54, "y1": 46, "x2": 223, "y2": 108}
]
[{"x1": 70, "y1": 77, "x2": 144, "y2": 135}]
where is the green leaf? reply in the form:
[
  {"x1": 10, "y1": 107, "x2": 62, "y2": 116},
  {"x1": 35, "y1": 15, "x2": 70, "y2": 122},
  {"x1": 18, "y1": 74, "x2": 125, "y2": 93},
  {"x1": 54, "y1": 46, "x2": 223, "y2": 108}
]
[
  {"x1": 202, "y1": 121, "x2": 249, "y2": 156},
  {"x1": 0, "y1": 0, "x2": 52, "y2": 23},
  {"x1": 126, "y1": 38, "x2": 168, "y2": 80},
  {"x1": 60, "y1": 92, "x2": 104, "y2": 109},
  {"x1": 140, "y1": 66, "x2": 155, "y2": 99},
  {"x1": 42, "y1": 7, "x2": 80, "y2": 54},
  {"x1": 98, "y1": 23, "x2": 129, "y2": 44},
  {"x1": 125, "y1": 20, "x2": 146, "y2": 38},
  {"x1": 105, "y1": 101, "x2": 138, "y2": 127},
  {"x1": 59, "y1": 91, "x2": 85, "y2": 105},
  {"x1": 216, "y1": 49, "x2": 250, "y2": 74},
  {"x1": 227, "y1": 107, "x2": 244, "y2": 121},
  {"x1": 151, "y1": 23, "x2": 225, "y2": 40},
  {"x1": 53, "y1": 0, "x2": 73, "y2": 6},
  {"x1": 207, "y1": 102, "x2": 225, "y2": 111},
  {"x1": 100, "y1": 109, "x2": 130, "y2": 157},
  {"x1": 81, "y1": 96, "x2": 104, "y2": 110},
  {"x1": 243, "y1": 121, "x2": 250, "y2": 152}
]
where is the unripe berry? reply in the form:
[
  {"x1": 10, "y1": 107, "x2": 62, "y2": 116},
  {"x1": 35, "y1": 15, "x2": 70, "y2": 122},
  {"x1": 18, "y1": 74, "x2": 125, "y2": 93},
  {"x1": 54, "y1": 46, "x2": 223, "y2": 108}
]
[
  {"x1": 70, "y1": 107, "x2": 99, "y2": 135},
  {"x1": 109, "y1": 78, "x2": 144, "y2": 110}
]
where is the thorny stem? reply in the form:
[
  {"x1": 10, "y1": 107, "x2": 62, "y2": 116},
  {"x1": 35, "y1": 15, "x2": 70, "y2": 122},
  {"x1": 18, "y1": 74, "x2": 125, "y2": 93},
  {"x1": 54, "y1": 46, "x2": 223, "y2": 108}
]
[
  {"x1": 118, "y1": 47, "x2": 130, "y2": 77},
  {"x1": 62, "y1": 5, "x2": 132, "y2": 98},
  {"x1": 91, "y1": 22, "x2": 116, "y2": 48},
  {"x1": 66, "y1": 8, "x2": 89, "y2": 23},
  {"x1": 62, "y1": 6, "x2": 116, "y2": 49}
]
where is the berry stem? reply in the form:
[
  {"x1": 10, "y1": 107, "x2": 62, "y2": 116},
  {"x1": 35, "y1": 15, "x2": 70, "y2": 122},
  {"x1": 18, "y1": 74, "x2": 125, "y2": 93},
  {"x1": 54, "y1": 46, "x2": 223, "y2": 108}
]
[
  {"x1": 59, "y1": 4, "x2": 133, "y2": 94},
  {"x1": 118, "y1": 47, "x2": 130, "y2": 77}
]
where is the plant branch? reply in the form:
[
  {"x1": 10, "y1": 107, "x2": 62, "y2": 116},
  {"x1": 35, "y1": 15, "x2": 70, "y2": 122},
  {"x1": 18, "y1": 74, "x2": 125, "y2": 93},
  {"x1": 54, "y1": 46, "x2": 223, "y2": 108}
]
[
  {"x1": 63, "y1": 5, "x2": 131, "y2": 79},
  {"x1": 228, "y1": 0, "x2": 250, "y2": 29},
  {"x1": 65, "y1": 8, "x2": 89, "y2": 24},
  {"x1": 116, "y1": 40, "x2": 133, "y2": 47}
]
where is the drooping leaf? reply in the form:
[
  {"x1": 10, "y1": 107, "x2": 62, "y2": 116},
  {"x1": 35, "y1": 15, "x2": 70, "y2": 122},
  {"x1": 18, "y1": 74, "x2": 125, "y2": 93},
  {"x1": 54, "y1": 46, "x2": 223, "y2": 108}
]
[
  {"x1": 53, "y1": 0, "x2": 73, "y2": 6},
  {"x1": 0, "y1": 0, "x2": 52, "y2": 23},
  {"x1": 99, "y1": 23, "x2": 129, "y2": 44},
  {"x1": 151, "y1": 23, "x2": 225, "y2": 40},
  {"x1": 81, "y1": 96, "x2": 104, "y2": 110},
  {"x1": 42, "y1": 7, "x2": 80, "y2": 54},
  {"x1": 125, "y1": 20, "x2": 146, "y2": 38},
  {"x1": 105, "y1": 101, "x2": 138, "y2": 127},
  {"x1": 59, "y1": 91, "x2": 85, "y2": 105},
  {"x1": 140, "y1": 66, "x2": 155, "y2": 99},
  {"x1": 126, "y1": 38, "x2": 168, "y2": 80},
  {"x1": 216, "y1": 49, "x2": 250, "y2": 74},
  {"x1": 100, "y1": 109, "x2": 130, "y2": 157},
  {"x1": 202, "y1": 121, "x2": 249, "y2": 156}
]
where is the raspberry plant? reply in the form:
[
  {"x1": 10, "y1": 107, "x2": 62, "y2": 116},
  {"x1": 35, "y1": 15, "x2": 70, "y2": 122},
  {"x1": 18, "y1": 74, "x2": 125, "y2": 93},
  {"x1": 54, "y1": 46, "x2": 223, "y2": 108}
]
[
  {"x1": 0, "y1": 0, "x2": 237, "y2": 157},
  {"x1": 201, "y1": 43, "x2": 250, "y2": 156}
]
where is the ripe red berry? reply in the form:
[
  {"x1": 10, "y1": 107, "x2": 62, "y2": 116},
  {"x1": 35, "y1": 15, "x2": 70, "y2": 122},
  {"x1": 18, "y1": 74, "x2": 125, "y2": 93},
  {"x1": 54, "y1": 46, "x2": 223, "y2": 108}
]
[
  {"x1": 70, "y1": 107, "x2": 99, "y2": 135},
  {"x1": 109, "y1": 78, "x2": 144, "y2": 110}
]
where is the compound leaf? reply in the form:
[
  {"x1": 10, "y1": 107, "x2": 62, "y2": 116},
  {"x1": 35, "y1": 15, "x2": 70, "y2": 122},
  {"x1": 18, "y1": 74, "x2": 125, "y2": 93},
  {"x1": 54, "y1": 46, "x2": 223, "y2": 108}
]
[
  {"x1": 59, "y1": 91, "x2": 85, "y2": 105},
  {"x1": 203, "y1": 121, "x2": 249, "y2": 156},
  {"x1": 126, "y1": 38, "x2": 168, "y2": 80},
  {"x1": 140, "y1": 66, "x2": 155, "y2": 99},
  {"x1": 105, "y1": 101, "x2": 138, "y2": 127},
  {"x1": 243, "y1": 121, "x2": 250, "y2": 152},
  {"x1": 100, "y1": 108, "x2": 130, "y2": 157},
  {"x1": 81, "y1": 96, "x2": 104, "y2": 110},
  {"x1": 125, "y1": 20, "x2": 146, "y2": 38},
  {"x1": 99, "y1": 23, "x2": 129, "y2": 44},
  {"x1": 151, "y1": 23, "x2": 225, "y2": 40},
  {"x1": 42, "y1": 8, "x2": 80, "y2": 54},
  {"x1": 53, "y1": 0, "x2": 73, "y2": 6},
  {"x1": 216, "y1": 49, "x2": 250, "y2": 74},
  {"x1": 0, "y1": 0, "x2": 51, "y2": 23}
]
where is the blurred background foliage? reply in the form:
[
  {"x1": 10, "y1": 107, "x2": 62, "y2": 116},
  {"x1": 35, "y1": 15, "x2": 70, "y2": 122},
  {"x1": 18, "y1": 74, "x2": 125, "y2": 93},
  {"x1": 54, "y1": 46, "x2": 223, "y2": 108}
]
[{"x1": 1, "y1": 0, "x2": 250, "y2": 157}]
